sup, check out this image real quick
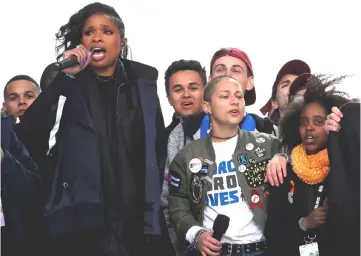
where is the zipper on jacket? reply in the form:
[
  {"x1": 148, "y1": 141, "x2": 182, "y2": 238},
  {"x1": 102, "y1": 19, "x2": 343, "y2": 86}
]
[
  {"x1": 116, "y1": 82, "x2": 125, "y2": 124},
  {"x1": 199, "y1": 156, "x2": 214, "y2": 225},
  {"x1": 116, "y1": 84, "x2": 120, "y2": 124},
  {"x1": 199, "y1": 186, "x2": 208, "y2": 225},
  {"x1": 95, "y1": 133, "x2": 103, "y2": 204}
]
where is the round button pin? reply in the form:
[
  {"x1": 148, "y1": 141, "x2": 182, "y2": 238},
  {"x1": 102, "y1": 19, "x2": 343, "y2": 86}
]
[
  {"x1": 246, "y1": 143, "x2": 254, "y2": 151},
  {"x1": 251, "y1": 194, "x2": 260, "y2": 203},
  {"x1": 256, "y1": 137, "x2": 265, "y2": 143},
  {"x1": 288, "y1": 193, "x2": 294, "y2": 204},
  {"x1": 189, "y1": 158, "x2": 202, "y2": 173},
  {"x1": 238, "y1": 165, "x2": 247, "y2": 173}
]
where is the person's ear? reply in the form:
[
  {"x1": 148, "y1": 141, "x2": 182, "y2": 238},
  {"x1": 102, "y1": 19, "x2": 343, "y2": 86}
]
[
  {"x1": 246, "y1": 76, "x2": 254, "y2": 91},
  {"x1": 121, "y1": 37, "x2": 127, "y2": 50},
  {"x1": 202, "y1": 101, "x2": 211, "y2": 115},
  {"x1": 271, "y1": 99, "x2": 278, "y2": 110}
]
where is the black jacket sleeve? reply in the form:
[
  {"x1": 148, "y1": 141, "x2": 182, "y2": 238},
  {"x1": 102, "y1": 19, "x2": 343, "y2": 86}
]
[
  {"x1": 1, "y1": 130, "x2": 43, "y2": 250},
  {"x1": 327, "y1": 102, "x2": 360, "y2": 220},
  {"x1": 155, "y1": 96, "x2": 167, "y2": 185},
  {"x1": 265, "y1": 171, "x2": 299, "y2": 256},
  {"x1": 1, "y1": 148, "x2": 41, "y2": 202},
  {"x1": 1, "y1": 129, "x2": 42, "y2": 208},
  {"x1": 15, "y1": 70, "x2": 74, "y2": 166},
  {"x1": 325, "y1": 102, "x2": 360, "y2": 255}
]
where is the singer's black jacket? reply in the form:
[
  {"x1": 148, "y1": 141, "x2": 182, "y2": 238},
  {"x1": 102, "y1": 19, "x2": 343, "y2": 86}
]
[
  {"x1": 15, "y1": 59, "x2": 174, "y2": 255},
  {"x1": 265, "y1": 163, "x2": 331, "y2": 256}
]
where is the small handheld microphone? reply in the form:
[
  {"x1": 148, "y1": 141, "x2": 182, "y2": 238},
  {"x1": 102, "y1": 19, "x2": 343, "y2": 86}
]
[
  {"x1": 53, "y1": 57, "x2": 79, "y2": 71},
  {"x1": 53, "y1": 49, "x2": 94, "y2": 71},
  {"x1": 212, "y1": 214, "x2": 230, "y2": 241}
]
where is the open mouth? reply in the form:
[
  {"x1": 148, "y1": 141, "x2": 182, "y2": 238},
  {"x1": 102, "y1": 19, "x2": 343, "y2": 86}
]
[
  {"x1": 304, "y1": 135, "x2": 316, "y2": 144},
  {"x1": 18, "y1": 109, "x2": 26, "y2": 115},
  {"x1": 181, "y1": 102, "x2": 194, "y2": 108},
  {"x1": 91, "y1": 47, "x2": 106, "y2": 61},
  {"x1": 229, "y1": 110, "x2": 240, "y2": 116}
]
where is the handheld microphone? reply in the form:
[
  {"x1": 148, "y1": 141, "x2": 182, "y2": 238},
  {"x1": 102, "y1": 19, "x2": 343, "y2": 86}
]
[
  {"x1": 53, "y1": 57, "x2": 79, "y2": 71},
  {"x1": 186, "y1": 215, "x2": 230, "y2": 256},
  {"x1": 53, "y1": 49, "x2": 94, "y2": 71},
  {"x1": 212, "y1": 214, "x2": 230, "y2": 241}
]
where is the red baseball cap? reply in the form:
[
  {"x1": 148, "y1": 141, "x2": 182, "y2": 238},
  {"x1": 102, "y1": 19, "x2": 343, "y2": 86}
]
[
  {"x1": 289, "y1": 73, "x2": 313, "y2": 99},
  {"x1": 260, "y1": 59, "x2": 311, "y2": 115},
  {"x1": 210, "y1": 48, "x2": 255, "y2": 106}
]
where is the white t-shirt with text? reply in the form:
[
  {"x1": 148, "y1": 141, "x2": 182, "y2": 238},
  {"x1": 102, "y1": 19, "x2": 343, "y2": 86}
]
[{"x1": 186, "y1": 136, "x2": 264, "y2": 244}]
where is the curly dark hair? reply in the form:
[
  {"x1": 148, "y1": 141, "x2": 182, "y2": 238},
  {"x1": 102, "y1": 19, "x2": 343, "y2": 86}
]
[
  {"x1": 55, "y1": 2, "x2": 128, "y2": 61},
  {"x1": 164, "y1": 59, "x2": 207, "y2": 95},
  {"x1": 280, "y1": 74, "x2": 351, "y2": 150}
]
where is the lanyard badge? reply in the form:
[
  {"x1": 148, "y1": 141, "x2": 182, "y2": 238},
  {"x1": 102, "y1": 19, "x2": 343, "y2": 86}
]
[
  {"x1": 299, "y1": 183, "x2": 324, "y2": 255},
  {"x1": 299, "y1": 241, "x2": 319, "y2": 256}
]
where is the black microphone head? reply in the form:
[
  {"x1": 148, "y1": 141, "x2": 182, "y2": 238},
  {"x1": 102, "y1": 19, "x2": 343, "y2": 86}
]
[
  {"x1": 213, "y1": 214, "x2": 230, "y2": 235},
  {"x1": 55, "y1": 57, "x2": 79, "y2": 71}
]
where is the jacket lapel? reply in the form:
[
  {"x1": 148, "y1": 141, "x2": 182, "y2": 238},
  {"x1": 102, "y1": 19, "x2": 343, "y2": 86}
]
[
  {"x1": 204, "y1": 135, "x2": 216, "y2": 164},
  {"x1": 62, "y1": 78, "x2": 95, "y2": 131},
  {"x1": 120, "y1": 61, "x2": 141, "y2": 159}
]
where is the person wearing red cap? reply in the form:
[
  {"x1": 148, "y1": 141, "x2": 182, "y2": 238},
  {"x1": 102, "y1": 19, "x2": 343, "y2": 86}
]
[
  {"x1": 165, "y1": 49, "x2": 277, "y2": 179},
  {"x1": 207, "y1": 47, "x2": 277, "y2": 135},
  {"x1": 260, "y1": 60, "x2": 311, "y2": 126},
  {"x1": 209, "y1": 48, "x2": 255, "y2": 106},
  {"x1": 288, "y1": 73, "x2": 313, "y2": 103}
]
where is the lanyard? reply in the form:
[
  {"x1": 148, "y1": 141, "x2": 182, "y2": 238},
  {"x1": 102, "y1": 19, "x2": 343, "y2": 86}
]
[
  {"x1": 304, "y1": 183, "x2": 325, "y2": 244},
  {"x1": 313, "y1": 184, "x2": 324, "y2": 209}
]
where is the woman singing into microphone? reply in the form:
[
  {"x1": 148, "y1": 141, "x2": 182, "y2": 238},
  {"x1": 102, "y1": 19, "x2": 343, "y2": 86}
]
[
  {"x1": 264, "y1": 75, "x2": 350, "y2": 256},
  {"x1": 16, "y1": 2, "x2": 172, "y2": 256}
]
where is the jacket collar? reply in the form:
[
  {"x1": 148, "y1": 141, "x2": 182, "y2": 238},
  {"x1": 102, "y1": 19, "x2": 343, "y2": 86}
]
[
  {"x1": 182, "y1": 111, "x2": 206, "y2": 137},
  {"x1": 204, "y1": 128, "x2": 244, "y2": 162},
  {"x1": 248, "y1": 113, "x2": 276, "y2": 134}
]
